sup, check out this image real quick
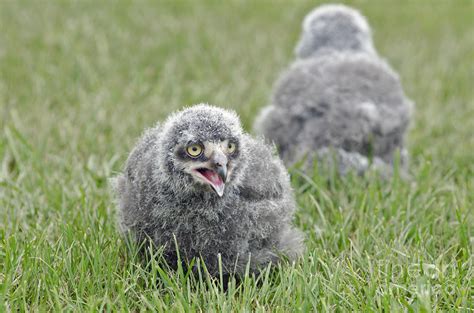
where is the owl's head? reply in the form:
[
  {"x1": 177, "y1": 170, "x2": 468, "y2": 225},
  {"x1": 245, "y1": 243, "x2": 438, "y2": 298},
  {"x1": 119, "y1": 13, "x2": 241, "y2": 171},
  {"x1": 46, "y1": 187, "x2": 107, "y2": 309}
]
[
  {"x1": 159, "y1": 104, "x2": 247, "y2": 197},
  {"x1": 295, "y1": 4, "x2": 376, "y2": 58}
]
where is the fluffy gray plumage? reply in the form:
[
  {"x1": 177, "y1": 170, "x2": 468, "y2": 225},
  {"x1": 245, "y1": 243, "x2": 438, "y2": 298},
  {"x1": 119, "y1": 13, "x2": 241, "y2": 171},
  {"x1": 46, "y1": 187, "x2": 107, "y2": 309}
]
[
  {"x1": 295, "y1": 4, "x2": 376, "y2": 58},
  {"x1": 255, "y1": 4, "x2": 413, "y2": 176},
  {"x1": 113, "y1": 104, "x2": 304, "y2": 277}
]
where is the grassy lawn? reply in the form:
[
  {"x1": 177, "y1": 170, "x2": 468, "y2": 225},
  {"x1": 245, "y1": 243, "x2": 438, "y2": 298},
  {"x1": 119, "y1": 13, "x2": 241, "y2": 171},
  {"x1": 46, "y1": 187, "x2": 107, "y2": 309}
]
[{"x1": 1, "y1": 0, "x2": 473, "y2": 311}]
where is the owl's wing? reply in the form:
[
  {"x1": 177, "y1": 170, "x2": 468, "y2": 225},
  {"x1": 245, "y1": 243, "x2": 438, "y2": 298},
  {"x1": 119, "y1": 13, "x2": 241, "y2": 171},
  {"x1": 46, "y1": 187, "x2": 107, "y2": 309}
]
[
  {"x1": 113, "y1": 124, "x2": 161, "y2": 235},
  {"x1": 237, "y1": 135, "x2": 290, "y2": 201},
  {"x1": 122, "y1": 124, "x2": 161, "y2": 184}
]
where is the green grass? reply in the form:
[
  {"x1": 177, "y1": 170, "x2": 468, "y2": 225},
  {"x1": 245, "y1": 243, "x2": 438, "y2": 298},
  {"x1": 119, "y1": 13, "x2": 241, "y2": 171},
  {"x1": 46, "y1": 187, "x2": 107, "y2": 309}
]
[{"x1": 1, "y1": 0, "x2": 473, "y2": 311}]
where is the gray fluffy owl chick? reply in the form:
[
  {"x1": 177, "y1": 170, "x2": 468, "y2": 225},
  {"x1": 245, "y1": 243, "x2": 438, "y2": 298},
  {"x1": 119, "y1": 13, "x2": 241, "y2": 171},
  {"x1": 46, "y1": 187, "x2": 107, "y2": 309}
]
[
  {"x1": 113, "y1": 104, "x2": 304, "y2": 277},
  {"x1": 255, "y1": 4, "x2": 413, "y2": 176}
]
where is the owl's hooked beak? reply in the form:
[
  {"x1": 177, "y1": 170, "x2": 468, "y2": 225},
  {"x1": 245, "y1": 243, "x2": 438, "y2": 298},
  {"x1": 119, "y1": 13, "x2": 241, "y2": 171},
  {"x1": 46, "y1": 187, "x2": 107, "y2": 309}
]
[{"x1": 194, "y1": 150, "x2": 228, "y2": 197}]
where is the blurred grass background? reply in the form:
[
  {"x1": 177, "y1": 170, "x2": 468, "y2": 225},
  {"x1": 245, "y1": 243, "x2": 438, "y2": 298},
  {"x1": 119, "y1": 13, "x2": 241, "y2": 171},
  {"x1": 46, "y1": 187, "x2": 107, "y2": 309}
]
[{"x1": 1, "y1": 0, "x2": 473, "y2": 311}]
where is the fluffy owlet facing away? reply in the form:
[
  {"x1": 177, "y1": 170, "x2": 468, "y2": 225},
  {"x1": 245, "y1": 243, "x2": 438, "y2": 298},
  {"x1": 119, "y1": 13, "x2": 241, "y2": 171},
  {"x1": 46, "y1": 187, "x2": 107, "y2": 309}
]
[
  {"x1": 254, "y1": 4, "x2": 413, "y2": 177},
  {"x1": 113, "y1": 104, "x2": 304, "y2": 277}
]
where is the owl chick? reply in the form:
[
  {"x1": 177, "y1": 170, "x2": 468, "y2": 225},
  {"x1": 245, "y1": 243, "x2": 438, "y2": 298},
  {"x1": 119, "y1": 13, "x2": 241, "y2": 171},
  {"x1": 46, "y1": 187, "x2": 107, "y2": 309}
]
[
  {"x1": 113, "y1": 104, "x2": 304, "y2": 277},
  {"x1": 255, "y1": 4, "x2": 413, "y2": 176}
]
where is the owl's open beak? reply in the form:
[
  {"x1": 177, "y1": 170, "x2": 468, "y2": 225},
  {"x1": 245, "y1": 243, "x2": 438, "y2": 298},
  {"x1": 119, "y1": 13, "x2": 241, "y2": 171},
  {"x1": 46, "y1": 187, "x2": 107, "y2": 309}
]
[
  {"x1": 195, "y1": 168, "x2": 225, "y2": 197},
  {"x1": 194, "y1": 151, "x2": 228, "y2": 197}
]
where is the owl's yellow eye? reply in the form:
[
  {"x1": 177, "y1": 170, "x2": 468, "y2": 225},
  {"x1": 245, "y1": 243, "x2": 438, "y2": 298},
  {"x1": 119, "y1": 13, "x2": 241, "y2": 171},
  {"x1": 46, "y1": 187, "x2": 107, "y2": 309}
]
[
  {"x1": 227, "y1": 142, "x2": 236, "y2": 154},
  {"x1": 186, "y1": 144, "x2": 203, "y2": 157}
]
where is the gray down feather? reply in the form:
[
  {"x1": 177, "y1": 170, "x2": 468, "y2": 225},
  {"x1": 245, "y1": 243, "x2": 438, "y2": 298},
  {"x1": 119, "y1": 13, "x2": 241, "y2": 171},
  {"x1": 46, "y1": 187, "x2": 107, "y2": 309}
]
[
  {"x1": 254, "y1": 4, "x2": 413, "y2": 176},
  {"x1": 113, "y1": 104, "x2": 304, "y2": 277}
]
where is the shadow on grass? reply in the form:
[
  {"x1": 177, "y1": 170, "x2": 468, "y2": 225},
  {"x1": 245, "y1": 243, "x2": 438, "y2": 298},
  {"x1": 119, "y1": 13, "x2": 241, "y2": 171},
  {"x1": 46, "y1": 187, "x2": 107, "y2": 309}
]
[{"x1": 120, "y1": 232, "x2": 294, "y2": 296}]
